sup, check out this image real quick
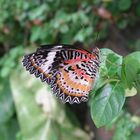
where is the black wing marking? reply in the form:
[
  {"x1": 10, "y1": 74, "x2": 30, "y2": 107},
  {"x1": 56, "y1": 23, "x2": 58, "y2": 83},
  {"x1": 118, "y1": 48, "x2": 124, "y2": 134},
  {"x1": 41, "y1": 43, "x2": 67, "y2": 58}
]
[{"x1": 22, "y1": 44, "x2": 100, "y2": 104}]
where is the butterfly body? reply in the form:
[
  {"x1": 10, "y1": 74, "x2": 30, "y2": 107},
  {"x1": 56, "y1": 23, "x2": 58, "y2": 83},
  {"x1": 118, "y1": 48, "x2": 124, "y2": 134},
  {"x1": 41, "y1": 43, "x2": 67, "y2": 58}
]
[{"x1": 22, "y1": 45, "x2": 100, "y2": 104}]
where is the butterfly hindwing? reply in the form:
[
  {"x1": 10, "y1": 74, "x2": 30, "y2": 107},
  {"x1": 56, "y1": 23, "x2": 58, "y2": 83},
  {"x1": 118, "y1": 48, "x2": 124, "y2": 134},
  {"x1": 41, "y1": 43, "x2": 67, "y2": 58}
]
[{"x1": 22, "y1": 45, "x2": 100, "y2": 104}]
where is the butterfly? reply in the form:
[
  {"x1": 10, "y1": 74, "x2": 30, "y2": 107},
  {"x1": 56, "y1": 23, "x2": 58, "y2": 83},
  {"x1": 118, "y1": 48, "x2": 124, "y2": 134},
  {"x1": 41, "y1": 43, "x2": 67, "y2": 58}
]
[{"x1": 22, "y1": 44, "x2": 100, "y2": 104}]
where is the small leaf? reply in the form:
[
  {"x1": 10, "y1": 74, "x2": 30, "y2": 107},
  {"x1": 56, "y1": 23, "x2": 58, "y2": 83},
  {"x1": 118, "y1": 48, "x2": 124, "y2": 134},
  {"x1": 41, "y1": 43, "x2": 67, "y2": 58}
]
[
  {"x1": 0, "y1": 80, "x2": 14, "y2": 124},
  {"x1": 90, "y1": 82, "x2": 125, "y2": 127},
  {"x1": 125, "y1": 87, "x2": 137, "y2": 97},
  {"x1": 60, "y1": 24, "x2": 69, "y2": 33},
  {"x1": 1, "y1": 67, "x2": 11, "y2": 77},
  {"x1": 74, "y1": 27, "x2": 92, "y2": 42},
  {"x1": 117, "y1": 19, "x2": 128, "y2": 29},
  {"x1": 71, "y1": 11, "x2": 89, "y2": 24},
  {"x1": 99, "y1": 48, "x2": 122, "y2": 82},
  {"x1": 30, "y1": 26, "x2": 42, "y2": 42},
  {"x1": 118, "y1": 0, "x2": 132, "y2": 11},
  {"x1": 121, "y1": 51, "x2": 140, "y2": 90},
  {"x1": 106, "y1": 53, "x2": 122, "y2": 77},
  {"x1": 100, "y1": 48, "x2": 115, "y2": 64},
  {"x1": 112, "y1": 113, "x2": 137, "y2": 140},
  {"x1": 28, "y1": 5, "x2": 47, "y2": 20}
]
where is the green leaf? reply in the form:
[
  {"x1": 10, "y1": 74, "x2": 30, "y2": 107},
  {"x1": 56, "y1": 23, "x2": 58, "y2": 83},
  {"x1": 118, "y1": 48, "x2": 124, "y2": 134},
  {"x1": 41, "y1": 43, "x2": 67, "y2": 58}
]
[
  {"x1": 106, "y1": 53, "x2": 122, "y2": 77},
  {"x1": 121, "y1": 51, "x2": 140, "y2": 90},
  {"x1": 118, "y1": 0, "x2": 132, "y2": 11},
  {"x1": 10, "y1": 63, "x2": 90, "y2": 140},
  {"x1": 30, "y1": 26, "x2": 42, "y2": 42},
  {"x1": 98, "y1": 48, "x2": 123, "y2": 90},
  {"x1": 0, "y1": 118, "x2": 19, "y2": 140},
  {"x1": 10, "y1": 71, "x2": 60, "y2": 140},
  {"x1": 100, "y1": 48, "x2": 116, "y2": 67},
  {"x1": 0, "y1": 46, "x2": 24, "y2": 78},
  {"x1": 74, "y1": 27, "x2": 93, "y2": 42},
  {"x1": 90, "y1": 82, "x2": 125, "y2": 127},
  {"x1": 71, "y1": 11, "x2": 89, "y2": 24},
  {"x1": 0, "y1": 80, "x2": 14, "y2": 124},
  {"x1": 28, "y1": 5, "x2": 47, "y2": 20},
  {"x1": 112, "y1": 113, "x2": 137, "y2": 140},
  {"x1": 60, "y1": 24, "x2": 69, "y2": 33},
  {"x1": 0, "y1": 67, "x2": 11, "y2": 78},
  {"x1": 117, "y1": 19, "x2": 128, "y2": 29},
  {"x1": 100, "y1": 49, "x2": 113, "y2": 75},
  {"x1": 89, "y1": 48, "x2": 123, "y2": 97}
]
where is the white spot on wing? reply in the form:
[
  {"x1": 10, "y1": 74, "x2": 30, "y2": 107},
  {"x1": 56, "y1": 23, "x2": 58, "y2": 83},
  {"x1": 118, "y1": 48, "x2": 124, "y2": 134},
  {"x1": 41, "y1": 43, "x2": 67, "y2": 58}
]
[
  {"x1": 41, "y1": 51, "x2": 57, "y2": 72},
  {"x1": 54, "y1": 45, "x2": 62, "y2": 49}
]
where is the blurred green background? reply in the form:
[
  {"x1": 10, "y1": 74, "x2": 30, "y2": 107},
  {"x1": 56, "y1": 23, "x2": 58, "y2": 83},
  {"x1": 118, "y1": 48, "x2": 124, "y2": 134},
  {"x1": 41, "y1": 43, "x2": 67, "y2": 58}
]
[{"x1": 0, "y1": 0, "x2": 140, "y2": 140}]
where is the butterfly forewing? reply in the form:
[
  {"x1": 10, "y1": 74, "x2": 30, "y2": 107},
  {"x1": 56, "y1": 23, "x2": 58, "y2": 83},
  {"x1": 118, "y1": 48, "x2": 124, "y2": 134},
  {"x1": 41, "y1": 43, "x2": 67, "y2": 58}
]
[{"x1": 22, "y1": 45, "x2": 100, "y2": 104}]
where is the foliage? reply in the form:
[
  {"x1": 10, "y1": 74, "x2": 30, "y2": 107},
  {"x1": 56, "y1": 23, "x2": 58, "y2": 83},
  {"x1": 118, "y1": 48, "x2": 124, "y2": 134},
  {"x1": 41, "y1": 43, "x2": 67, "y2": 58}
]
[
  {"x1": 90, "y1": 49, "x2": 140, "y2": 127},
  {"x1": 0, "y1": 0, "x2": 140, "y2": 47},
  {"x1": 10, "y1": 68, "x2": 90, "y2": 140},
  {"x1": 0, "y1": 0, "x2": 140, "y2": 140},
  {"x1": 112, "y1": 113, "x2": 140, "y2": 140}
]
